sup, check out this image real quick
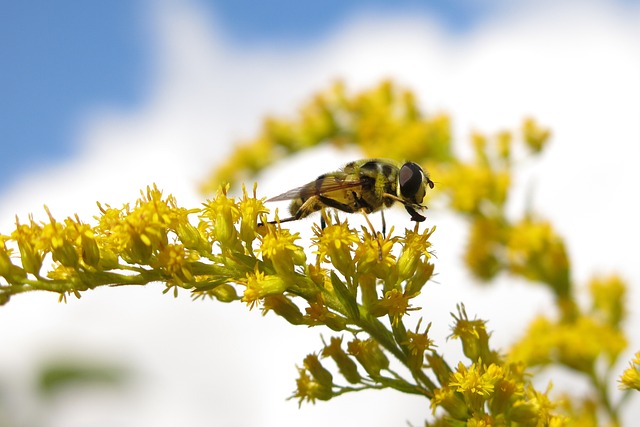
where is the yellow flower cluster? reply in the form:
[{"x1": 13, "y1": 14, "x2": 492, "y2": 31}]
[
  {"x1": 200, "y1": 80, "x2": 453, "y2": 194},
  {"x1": 427, "y1": 307, "x2": 568, "y2": 425},
  {"x1": 509, "y1": 274, "x2": 628, "y2": 368}
]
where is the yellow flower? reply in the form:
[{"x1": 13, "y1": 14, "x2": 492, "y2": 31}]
[
  {"x1": 11, "y1": 216, "x2": 45, "y2": 275},
  {"x1": 405, "y1": 320, "x2": 434, "y2": 356},
  {"x1": 312, "y1": 220, "x2": 359, "y2": 276},
  {"x1": 238, "y1": 183, "x2": 269, "y2": 244},
  {"x1": 257, "y1": 226, "x2": 304, "y2": 277},
  {"x1": 619, "y1": 351, "x2": 640, "y2": 390},
  {"x1": 509, "y1": 314, "x2": 627, "y2": 373},
  {"x1": 241, "y1": 267, "x2": 287, "y2": 309},
  {"x1": 440, "y1": 163, "x2": 510, "y2": 214},
  {"x1": 291, "y1": 368, "x2": 333, "y2": 405},
  {"x1": 449, "y1": 362, "x2": 495, "y2": 398},
  {"x1": 403, "y1": 320, "x2": 434, "y2": 371},
  {"x1": 510, "y1": 384, "x2": 557, "y2": 426},
  {"x1": 464, "y1": 217, "x2": 504, "y2": 281},
  {"x1": 353, "y1": 228, "x2": 396, "y2": 278},
  {"x1": 450, "y1": 305, "x2": 497, "y2": 364},
  {"x1": 0, "y1": 237, "x2": 14, "y2": 282},
  {"x1": 95, "y1": 185, "x2": 184, "y2": 264},
  {"x1": 589, "y1": 274, "x2": 626, "y2": 328},
  {"x1": 201, "y1": 184, "x2": 241, "y2": 249},
  {"x1": 304, "y1": 296, "x2": 346, "y2": 331},
  {"x1": 506, "y1": 218, "x2": 569, "y2": 296},
  {"x1": 155, "y1": 244, "x2": 194, "y2": 284},
  {"x1": 377, "y1": 288, "x2": 419, "y2": 326},
  {"x1": 522, "y1": 117, "x2": 551, "y2": 153},
  {"x1": 397, "y1": 225, "x2": 435, "y2": 282},
  {"x1": 466, "y1": 414, "x2": 495, "y2": 427},
  {"x1": 64, "y1": 215, "x2": 101, "y2": 267},
  {"x1": 508, "y1": 316, "x2": 555, "y2": 366}
]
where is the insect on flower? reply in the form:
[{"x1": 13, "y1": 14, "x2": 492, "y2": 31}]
[{"x1": 266, "y1": 159, "x2": 435, "y2": 235}]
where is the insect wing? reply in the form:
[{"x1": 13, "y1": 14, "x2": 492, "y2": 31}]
[
  {"x1": 267, "y1": 175, "x2": 366, "y2": 202},
  {"x1": 266, "y1": 185, "x2": 310, "y2": 202}
]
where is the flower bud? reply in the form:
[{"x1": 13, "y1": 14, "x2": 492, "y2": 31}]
[
  {"x1": 262, "y1": 295, "x2": 304, "y2": 325},
  {"x1": 404, "y1": 261, "x2": 434, "y2": 297},
  {"x1": 175, "y1": 221, "x2": 208, "y2": 252},
  {"x1": 211, "y1": 284, "x2": 238, "y2": 302},
  {"x1": 17, "y1": 241, "x2": 42, "y2": 276},
  {"x1": 397, "y1": 248, "x2": 419, "y2": 282},
  {"x1": 303, "y1": 354, "x2": 333, "y2": 388},
  {"x1": 347, "y1": 339, "x2": 389, "y2": 378},
  {"x1": 323, "y1": 337, "x2": 361, "y2": 384},
  {"x1": 52, "y1": 240, "x2": 79, "y2": 268},
  {"x1": 81, "y1": 233, "x2": 101, "y2": 267},
  {"x1": 0, "y1": 245, "x2": 12, "y2": 277}
]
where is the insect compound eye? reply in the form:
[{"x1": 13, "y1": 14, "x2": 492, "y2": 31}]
[{"x1": 399, "y1": 162, "x2": 426, "y2": 203}]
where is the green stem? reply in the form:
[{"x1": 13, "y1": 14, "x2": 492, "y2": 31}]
[{"x1": 355, "y1": 308, "x2": 436, "y2": 397}]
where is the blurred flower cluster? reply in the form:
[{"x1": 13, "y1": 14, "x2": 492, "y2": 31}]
[{"x1": 1, "y1": 80, "x2": 636, "y2": 425}]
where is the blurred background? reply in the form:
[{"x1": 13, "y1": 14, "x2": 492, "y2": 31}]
[{"x1": 1, "y1": 0, "x2": 640, "y2": 426}]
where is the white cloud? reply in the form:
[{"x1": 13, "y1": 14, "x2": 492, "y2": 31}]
[{"x1": 1, "y1": 0, "x2": 639, "y2": 425}]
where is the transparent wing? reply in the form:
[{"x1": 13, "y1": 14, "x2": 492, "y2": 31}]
[
  {"x1": 267, "y1": 175, "x2": 367, "y2": 202},
  {"x1": 266, "y1": 185, "x2": 310, "y2": 202}
]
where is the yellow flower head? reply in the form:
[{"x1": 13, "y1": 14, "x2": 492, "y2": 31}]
[
  {"x1": 201, "y1": 184, "x2": 241, "y2": 248},
  {"x1": 353, "y1": 228, "x2": 396, "y2": 278},
  {"x1": 619, "y1": 351, "x2": 640, "y2": 390},
  {"x1": 238, "y1": 183, "x2": 269, "y2": 244},
  {"x1": 589, "y1": 274, "x2": 626, "y2": 328},
  {"x1": 95, "y1": 185, "x2": 183, "y2": 264},
  {"x1": 405, "y1": 320, "x2": 434, "y2": 356},
  {"x1": 378, "y1": 288, "x2": 419, "y2": 326},
  {"x1": 397, "y1": 225, "x2": 435, "y2": 281},
  {"x1": 506, "y1": 218, "x2": 569, "y2": 296},
  {"x1": 155, "y1": 243, "x2": 195, "y2": 284},
  {"x1": 440, "y1": 163, "x2": 510, "y2": 214},
  {"x1": 312, "y1": 220, "x2": 359, "y2": 275},
  {"x1": 241, "y1": 267, "x2": 287, "y2": 309},
  {"x1": 449, "y1": 362, "x2": 496, "y2": 398},
  {"x1": 258, "y1": 226, "x2": 304, "y2": 277},
  {"x1": 292, "y1": 367, "x2": 333, "y2": 406},
  {"x1": 11, "y1": 216, "x2": 45, "y2": 275},
  {"x1": 522, "y1": 117, "x2": 551, "y2": 153},
  {"x1": 450, "y1": 305, "x2": 496, "y2": 364}
]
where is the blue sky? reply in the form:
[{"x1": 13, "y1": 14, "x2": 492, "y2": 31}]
[{"x1": 0, "y1": 0, "x2": 495, "y2": 194}]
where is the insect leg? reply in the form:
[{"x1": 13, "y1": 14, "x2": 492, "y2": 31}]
[
  {"x1": 267, "y1": 216, "x2": 298, "y2": 225},
  {"x1": 361, "y1": 211, "x2": 383, "y2": 261},
  {"x1": 404, "y1": 205, "x2": 426, "y2": 222},
  {"x1": 380, "y1": 210, "x2": 386, "y2": 238},
  {"x1": 317, "y1": 195, "x2": 358, "y2": 213}
]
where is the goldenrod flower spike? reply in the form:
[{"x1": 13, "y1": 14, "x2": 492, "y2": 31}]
[{"x1": 2, "y1": 81, "x2": 635, "y2": 425}]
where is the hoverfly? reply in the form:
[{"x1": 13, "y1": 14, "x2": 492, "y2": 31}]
[{"x1": 266, "y1": 159, "x2": 435, "y2": 235}]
